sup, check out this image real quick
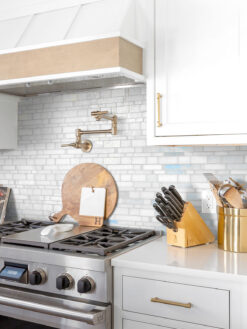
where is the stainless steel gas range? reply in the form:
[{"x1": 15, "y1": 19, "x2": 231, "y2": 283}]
[{"x1": 0, "y1": 219, "x2": 157, "y2": 329}]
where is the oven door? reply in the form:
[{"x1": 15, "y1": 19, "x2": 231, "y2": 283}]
[{"x1": 0, "y1": 285, "x2": 111, "y2": 329}]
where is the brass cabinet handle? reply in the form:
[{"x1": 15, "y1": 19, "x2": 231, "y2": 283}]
[
  {"x1": 151, "y1": 297, "x2": 192, "y2": 309},
  {"x1": 156, "y1": 92, "x2": 162, "y2": 127}
]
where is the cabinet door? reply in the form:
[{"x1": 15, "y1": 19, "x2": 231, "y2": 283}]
[
  {"x1": 0, "y1": 94, "x2": 19, "y2": 149},
  {"x1": 155, "y1": 0, "x2": 247, "y2": 137}
]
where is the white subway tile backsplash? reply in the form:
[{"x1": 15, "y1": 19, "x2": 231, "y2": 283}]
[{"x1": 0, "y1": 86, "x2": 245, "y2": 235}]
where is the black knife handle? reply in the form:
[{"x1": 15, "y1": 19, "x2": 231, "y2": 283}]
[
  {"x1": 166, "y1": 203, "x2": 179, "y2": 221},
  {"x1": 163, "y1": 197, "x2": 182, "y2": 220},
  {"x1": 156, "y1": 215, "x2": 166, "y2": 226},
  {"x1": 153, "y1": 203, "x2": 166, "y2": 217},
  {"x1": 157, "y1": 195, "x2": 169, "y2": 206},
  {"x1": 155, "y1": 196, "x2": 177, "y2": 217},
  {"x1": 162, "y1": 216, "x2": 177, "y2": 231},
  {"x1": 169, "y1": 185, "x2": 185, "y2": 204},
  {"x1": 155, "y1": 197, "x2": 166, "y2": 206},
  {"x1": 156, "y1": 215, "x2": 177, "y2": 231},
  {"x1": 164, "y1": 190, "x2": 184, "y2": 209},
  {"x1": 160, "y1": 203, "x2": 178, "y2": 221},
  {"x1": 161, "y1": 187, "x2": 168, "y2": 195},
  {"x1": 156, "y1": 192, "x2": 167, "y2": 204},
  {"x1": 165, "y1": 194, "x2": 183, "y2": 214},
  {"x1": 159, "y1": 198, "x2": 180, "y2": 220},
  {"x1": 155, "y1": 198, "x2": 170, "y2": 217},
  {"x1": 156, "y1": 215, "x2": 172, "y2": 227},
  {"x1": 154, "y1": 198, "x2": 172, "y2": 217},
  {"x1": 157, "y1": 202, "x2": 172, "y2": 218},
  {"x1": 157, "y1": 202, "x2": 173, "y2": 219}
]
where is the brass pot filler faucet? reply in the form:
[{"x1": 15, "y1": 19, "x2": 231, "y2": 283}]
[{"x1": 61, "y1": 111, "x2": 117, "y2": 152}]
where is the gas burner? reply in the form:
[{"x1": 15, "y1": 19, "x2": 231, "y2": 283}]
[
  {"x1": 50, "y1": 226, "x2": 156, "y2": 256},
  {"x1": 0, "y1": 219, "x2": 53, "y2": 239}
]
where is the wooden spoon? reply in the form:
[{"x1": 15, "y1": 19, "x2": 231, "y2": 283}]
[
  {"x1": 223, "y1": 187, "x2": 243, "y2": 209},
  {"x1": 209, "y1": 183, "x2": 223, "y2": 207}
]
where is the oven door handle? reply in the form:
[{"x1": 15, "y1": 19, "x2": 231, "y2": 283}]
[{"x1": 0, "y1": 293, "x2": 106, "y2": 325}]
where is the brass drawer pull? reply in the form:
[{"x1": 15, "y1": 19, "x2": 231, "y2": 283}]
[
  {"x1": 156, "y1": 92, "x2": 162, "y2": 127},
  {"x1": 151, "y1": 297, "x2": 192, "y2": 309}
]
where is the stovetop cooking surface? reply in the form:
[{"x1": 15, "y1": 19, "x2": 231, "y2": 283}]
[
  {"x1": 0, "y1": 220, "x2": 156, "y2": 257},
  {"x1": 50, "y1": 226, "x2": 156, "y2": 256},
  {"x1": 2, "y1": 225, "x2": 97, "y2": 249},
  {"x1": 0, "y1": 219, "x2": 53, "y2": 239}
]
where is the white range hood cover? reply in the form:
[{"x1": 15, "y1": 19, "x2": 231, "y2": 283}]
[
  {"x1": 0, "y1": 0, "x2": 147, "y2": 95},
  {"x1": 0, "y1": 0, "x2": 145, "y2": 51}
]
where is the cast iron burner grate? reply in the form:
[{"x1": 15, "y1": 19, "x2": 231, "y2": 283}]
[
  {"x1": 50, "y1": 226, "x2": 156, "y2": 256},
  {"x1": 0, "y1": 219, "x2": 53, "y2": 239}
]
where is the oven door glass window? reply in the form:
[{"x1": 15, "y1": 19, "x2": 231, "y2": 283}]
[{"x1": 0, "y1": 316, "x2": 53, "y2": 329}]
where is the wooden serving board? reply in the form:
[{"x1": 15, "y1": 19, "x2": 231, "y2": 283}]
[{"x1": 51, "y1": 163, "x2": 118, "y2": 226}]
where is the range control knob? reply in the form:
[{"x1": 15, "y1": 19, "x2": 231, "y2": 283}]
[
  {"x1": 77, "y1": 277, "x2": 95, "y2": 294},
  {"x1": 56, "y1": 273, "x2": 74, "y2": 290},
  {"x1": 29, "y1": 269, "x2": 46, "y2": 285}
]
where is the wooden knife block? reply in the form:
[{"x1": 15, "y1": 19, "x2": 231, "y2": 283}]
[{"x1": 167, "y1": 202, "x2": 215, "y2": 248}]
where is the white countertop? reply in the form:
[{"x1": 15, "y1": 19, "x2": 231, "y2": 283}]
[{"x1": 112, "y1": 236, "x2": 247, "y2": 281}]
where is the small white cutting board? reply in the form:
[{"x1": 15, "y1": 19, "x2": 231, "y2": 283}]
[{"x1": 79, "y1": 187, "x2": 106, "y2": 218}]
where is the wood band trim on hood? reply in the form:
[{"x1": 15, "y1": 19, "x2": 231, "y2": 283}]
[{"x1": 0, "y1": 37, "x2": 142, "y2": 81}]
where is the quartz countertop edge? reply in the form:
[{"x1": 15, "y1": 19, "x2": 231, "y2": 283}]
[{"x1": 111, "y1": 236, "x2": 247, "y2": 282}]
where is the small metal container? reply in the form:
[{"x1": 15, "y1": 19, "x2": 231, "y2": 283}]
[{"x1": 218, "y1": 207, "x2": 247, "y2": 252}]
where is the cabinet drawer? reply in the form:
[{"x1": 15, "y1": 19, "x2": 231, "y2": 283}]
[
  {"x1": 123, "y1": 318, "x2": 220, "y2": 329},
  {"x1": 123, "y1": 319, "x2": 170, "y2": 329},
  {"x1": 123, "y1": 276, "x2": 229, "y2": 329}
]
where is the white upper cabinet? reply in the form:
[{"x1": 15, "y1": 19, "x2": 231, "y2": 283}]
[
  {"x1": 147, "y1": 0, "x2": 247, "y2": 145},
  {"x1": 0, "y1": 94, "x2": 19, "y2": 149}
]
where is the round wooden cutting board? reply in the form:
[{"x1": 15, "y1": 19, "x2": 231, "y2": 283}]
[{"x1": 51, "y1": 163, "x2": 118, "y2": 226}]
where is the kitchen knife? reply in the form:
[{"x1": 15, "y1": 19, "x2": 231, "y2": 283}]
[
  {"x1": 164, "y1": 189, "x2": 184, "y2": 209},
  {"x1": 154, "y1": 199, "x2": 178, "y2": 223},
  {"x1": 163, "y1": 188, "x2": 184, "y2": 210},
  {"x1": 156, "y1": 215, "x2": 170, "y2": 226},
  {"x1": 156, "y1": 215, "x2": 166, "y2": 226},
  {"x1": 164, "y1": 194, "x2": 183, "y2": 214},
  {"x1": 169, "y1": 185, "x2": 186, "y2": 205},
  {"x1": 164, "y1": 197, "x2": 183, "y2": 221},
  {"x1": 159, "y1": 202, "x2": 179, "y2": 221},
  {"x1": 203, "y1": 173, "x2": 222, "y2": 188},
  {"x1": 161, "y1": 186, "x2": 168, "y2": 194},
  {"x1": 153, "y1": 203, "x2": 167, "y2": 217},
  {"x1": 156, "y1": 215, "x2": 177, "y2": 231},
  {"x1": 156, "y1": 192, "x2": 167, "y2": 205},
  {"x1": 154, "y1": 203, "x2": 174, "y2": 224},
  {"x1": 155, "y1": 200, "x2": 172, "y2": 218},
  {"x1": 157, "y1": 195, "x2": 182, "y2": 220}
]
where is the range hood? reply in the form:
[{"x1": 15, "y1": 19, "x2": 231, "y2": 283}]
[{"x1": 0, "y1": 0, "x2": 146, "y2": 96}]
